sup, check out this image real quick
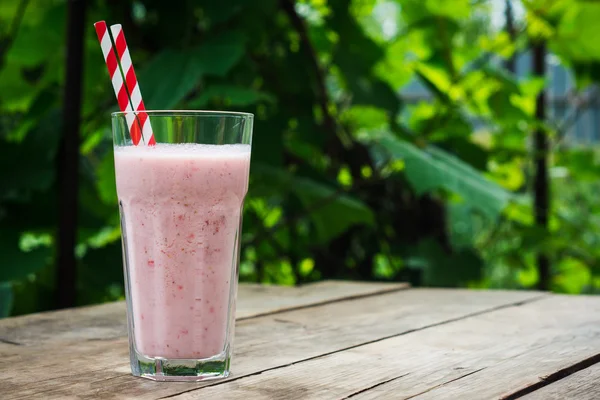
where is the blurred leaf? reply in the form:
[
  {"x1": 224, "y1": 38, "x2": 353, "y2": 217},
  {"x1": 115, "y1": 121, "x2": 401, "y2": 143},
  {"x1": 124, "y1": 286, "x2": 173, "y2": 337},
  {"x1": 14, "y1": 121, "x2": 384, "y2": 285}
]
[
  {"x1": 139, "y1": 50, "x2": 202, "y2": 109},
  {"x1": 251, "y1": 164, "x2": 375, "y2": 242},
  {"x1": 354, "y1": 77, "x2": 402, "y2": 112},
  {"x1": 189, "y1": 85, "x2": 274, "y2": 107},
  {"x1": 488, "y1": 90, "x2": 530, "y2": 123},
  {"x1": 251, "y1": 117, "x2": 285, "y2": 166},
  {"x1": 553, "y1": 257, "x2": 591, "y2": 294},
  {"x1": 425, "y1": 0, "x2": 470, "y2": 20},
  {"x1": 448, "y1": 203, "x2": 478, "y2": 250},
  {"x1": 6, "y1": 3, "x2": 66, "y2": 67},
  {"x1": 415, "y1": 61, "x2": 452, "y2": 102},
  {"x1": 482, "y1": 66, "x2": 521, "y2": 93},
  {"x1": 378, "y1": 134, "x2": 511, "y2": 218},
  {"x1": 194, "y1": 31, "x2": 247, "y2": 77},
  {"x1": 78, "y1": 242, "x2": 124, "y2": 305},
  {"x1": 440, "y1": 137, "x2": 489, "y2": 170},
  {"x1": 0, "y1": 229, "x2": 51, "y2": 282},
  {"x1": 329, "y1": 0, "x2": 401, "y2": 114},
  {"x1": 293, "y1": 177, "x2": 375, "y2": 243},
  {"x1": 200, "y1": 0, "x2": 248, "y2": 24},
  {"x1": 0, "y1": 109, "x2": 61, "y2": 192},
  {"x1": 479, "y1": 32, "x2": 515, "y2": 59},
  {"x1": 86, "y1": 225, "x2": 121, "y2": 250},
  {"x1": 489, "y1": 159, "x2": 526, "y2": 191},
  {"x1": 374, "y1": 37, "x2": 417, "y2": 89},
  {"x1": 341, "y1": 105, "x2": 389, "y2": 131},
  {"x1": 406, "y1": 239, "x2": 483, "y2": 286},
  {"x1": 557, "y1": 149, "x2": 600, "y2": 181},
  {"x1": 96, "y1": 150, "x2": 117, "y2": 205},
  {"x1": 140, "y1": 32, "x2": 246, "y2": 108},
  {"x1": 0, "y1": 62, "x2": 36, "y2": 111},
  {"x1": 554, "y1": 2, "x2": 600, "y2": 62}
]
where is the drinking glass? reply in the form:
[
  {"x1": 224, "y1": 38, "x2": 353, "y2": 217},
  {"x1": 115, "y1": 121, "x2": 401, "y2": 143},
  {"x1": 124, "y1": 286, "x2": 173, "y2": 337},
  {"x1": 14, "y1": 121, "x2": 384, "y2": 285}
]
[{"x1": 112, "y1": 111, "x2": 253, "y2": 381}]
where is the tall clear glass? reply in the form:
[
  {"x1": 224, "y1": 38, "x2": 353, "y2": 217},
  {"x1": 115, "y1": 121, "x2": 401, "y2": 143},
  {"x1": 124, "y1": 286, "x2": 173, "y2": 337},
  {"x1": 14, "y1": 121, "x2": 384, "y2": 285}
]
[{"x1": 111, "y1": 111, "x2": 253, "y2": 381}]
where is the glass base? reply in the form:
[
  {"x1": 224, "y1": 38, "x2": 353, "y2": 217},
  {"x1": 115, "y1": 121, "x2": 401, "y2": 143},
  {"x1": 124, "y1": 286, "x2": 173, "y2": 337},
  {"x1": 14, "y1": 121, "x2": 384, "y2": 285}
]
[{"x1": 131, "y1": 350, "x2": 231, "y2": 382}]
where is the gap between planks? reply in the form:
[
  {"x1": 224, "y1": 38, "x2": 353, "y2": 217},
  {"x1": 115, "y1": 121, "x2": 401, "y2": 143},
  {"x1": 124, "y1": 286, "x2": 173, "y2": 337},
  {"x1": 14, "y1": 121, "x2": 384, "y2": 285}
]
[
  {"x1": 502, "y1": 352, "x2": 600, "y2": 399},
  {"x1": 157, "y1": 293, "x2": 548, "y2": 400},
  {"x1": 403, "y1": 368, "x2": 487, "y2": 400},
  {"x1": 340, "y1": 294, "x2": 600, "y2": 400},
  {"x1": 0, "y1": 338, "x2": 22, "y2": 346},
  {"x1": 517, "y1": 360, "x2": 600, "y2": 400},
  {"x1": 236, "y1": 282, "x2": 410, "y2": 321},
  {"x1": 342, "y1": 373, "x2": 411, "y2": 399},
  {"x1": 0, "y1": 281, "x2": 409, "y2": 347},
  {"x1": 1, "y1": 289, "x2": 546, "y2": 400}
]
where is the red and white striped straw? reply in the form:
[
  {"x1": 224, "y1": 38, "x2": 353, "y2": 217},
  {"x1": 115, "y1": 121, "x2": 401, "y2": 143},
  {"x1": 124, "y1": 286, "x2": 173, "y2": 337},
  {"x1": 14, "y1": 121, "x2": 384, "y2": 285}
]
[
  {"x1": 93, "y1": 21, "x2": 155, "y2": 145},
  {"x1": 110, "y1": 24, "x2": 155, "y2": 146}
]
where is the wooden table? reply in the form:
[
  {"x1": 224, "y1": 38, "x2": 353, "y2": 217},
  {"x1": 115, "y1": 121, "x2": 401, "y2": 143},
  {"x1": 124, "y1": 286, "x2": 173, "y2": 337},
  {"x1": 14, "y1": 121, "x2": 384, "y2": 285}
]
[{"x1": 1, "y1": 281, "x2": 599, "y2": 399}]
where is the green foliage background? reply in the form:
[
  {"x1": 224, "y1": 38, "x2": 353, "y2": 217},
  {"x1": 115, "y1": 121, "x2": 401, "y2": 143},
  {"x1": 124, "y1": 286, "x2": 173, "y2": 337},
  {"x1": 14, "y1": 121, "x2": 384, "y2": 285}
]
[{"x1": 1, "y1": 0, "x2": 600, "y2": 317}]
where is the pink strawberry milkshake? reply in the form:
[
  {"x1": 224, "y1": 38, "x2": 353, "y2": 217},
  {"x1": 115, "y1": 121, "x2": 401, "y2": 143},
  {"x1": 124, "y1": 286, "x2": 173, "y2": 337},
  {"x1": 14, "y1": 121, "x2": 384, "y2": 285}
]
[{"x1": 114, "y1": 143, "x2": 251, "y2": 359}]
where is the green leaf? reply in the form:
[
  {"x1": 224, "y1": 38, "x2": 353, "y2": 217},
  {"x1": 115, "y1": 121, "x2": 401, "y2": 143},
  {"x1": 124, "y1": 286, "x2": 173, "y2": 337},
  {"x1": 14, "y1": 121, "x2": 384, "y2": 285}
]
[
  {"x1": 425, "y1": 0, "x2": 470, "y2": 20},
  {"x1": 572, "y1": 62, "x2": 600, "y2": 88},
  {"x1": 439, "y1": 137, "x2": 489, "y2": 170},
  {"x1": 200, "y1": 0, "x2": 248, "y2": 24},
  {"x1": 415, "y1": 61, "x2": 452, "y2": 102},
  {"x1": 555, "y1": 2, "x2": 600, "y2": 62},
  {"x1": 488, "y1": 90, "x2": 529, "y2": 123},
  {"x1": 340, "y1": 105, "x2": 389, "y2": 131},
  {"x1": 479, "y1": 32, "x2": 516, "y2": 59},
  {"x1": 0, "y1": 229, "x2": 51, "y2": 282},
  {"x1": 96, "y1": 150, "x2": 117, "y2": 205},
  {"x1": 194, "y1": 31, "x2": 247, "y2": 77},
  {"x1": 405, "y1": 239, "x2": 483, "y2": 287},
  {"x1": 0, "y1": 62, "x2": 36, "y2": 111},
  {"x1": 482, "y1": 66, "x2": 521, "y2": 93},
  {"x1": 374, "y1": 40, "x2": 415, "y2": 89},
  {"x1": 251, "y1": 117, "x2": 286, "y2": 166},
  {"x1": 378, "y1": 134, "x2": 511, "y2": 218},
  {"x1": 0, "y1": 109, "x2": 61, "y2": 192},
  {"x1": 553, "y1": 257, "x2": 591, "y2": 294},
  {"x1": 139, "y1": 50, "x2": 202, "y2": 109},
  {"x1": 293, "y1": 177, "x2": 375, "y2": 243},
  {"x1": 78, "y1": 242, "x2": 124, "y2": 305},
  {"x1": 140, "y1": 32, "x2": 246, "y2": 109},
  {"x1": 448, "y1": 203, "x2": 478, "y2": 250},
  {"x1": 189, "y1": 85, "x2": 274, "y2": 108},
  {"x1": 329, "y1": 0, "x2": 401, "y2": 114},
  {"x1": 0, "y1": 282, "x2": 13, "y2": 318},
  {"x1": 6, "y1": 3, "x2": 66, "y2": 67},
  {"x1": 251, "y1": 164, "x2": 375, "y2": 242},
  {"x1": 558, "y1": 149, "x2": 600, "y2": 181}
]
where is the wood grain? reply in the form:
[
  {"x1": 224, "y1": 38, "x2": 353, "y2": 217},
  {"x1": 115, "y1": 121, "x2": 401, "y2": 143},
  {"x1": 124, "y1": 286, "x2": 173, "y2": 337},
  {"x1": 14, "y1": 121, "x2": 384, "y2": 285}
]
[
  {"x1": 235, "y1": 280, "x2": 410, "y2": 320},
  {"x1": 161, "y1": 294, "x2": 600, "y2": 400},
  {"x1": 521, "y1": 363, "x2": 600, "y2": 400},
  {"x1": 0, "y1": 289, "x2": 542, "y2": 400},
  {"x1": 0, "y1": 280, "x2": 407, "y2": 346},
  {"x1": 405, "y1": 295, "x2": 600, "y2": 400}
]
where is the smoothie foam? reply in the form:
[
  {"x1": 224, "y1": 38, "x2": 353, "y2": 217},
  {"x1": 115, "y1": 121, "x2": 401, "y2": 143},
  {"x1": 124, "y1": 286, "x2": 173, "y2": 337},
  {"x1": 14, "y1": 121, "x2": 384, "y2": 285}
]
[{"x1": 115, "y1": 143, "x2": 250, "y2": 359}]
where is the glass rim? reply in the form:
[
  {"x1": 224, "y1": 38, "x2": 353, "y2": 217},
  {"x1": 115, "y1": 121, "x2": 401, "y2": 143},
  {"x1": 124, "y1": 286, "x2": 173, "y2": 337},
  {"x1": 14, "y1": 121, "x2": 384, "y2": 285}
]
[{"x1": 111, "y1": 110, "x2": 254, "y2": 118}]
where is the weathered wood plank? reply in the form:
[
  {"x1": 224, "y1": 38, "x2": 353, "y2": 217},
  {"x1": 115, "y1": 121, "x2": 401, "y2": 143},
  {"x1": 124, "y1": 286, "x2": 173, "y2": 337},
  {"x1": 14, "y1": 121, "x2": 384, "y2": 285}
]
[
  {"x1": 521, "y1": 363, "x2": 600, "y2": 400},
  {"x1": 403, "y1": 295, "x2": 600, "y2": 400},
  {"x1": 236, "y1": 280, "x2": 410, "y2": 319},
  {"x1": 0, "y1": 280, "x2": 407, "y2": 346},
  {"x1": 160, "y1": 295, "x2": 599, "y2": 400},
  {"x1": 0, "y1": 289, "x2": 542, "y2": 400}
]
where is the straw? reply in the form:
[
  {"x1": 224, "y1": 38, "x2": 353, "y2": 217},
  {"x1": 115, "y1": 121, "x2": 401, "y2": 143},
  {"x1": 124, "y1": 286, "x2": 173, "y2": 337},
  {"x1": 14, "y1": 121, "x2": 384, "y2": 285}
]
[
  {"x1": 94, "y1": 21, "x2": 142, "y2": 145},
  {"x1": 109, "y1": 24, "x2": 156, "y2": 146},
  {"x1": 93, "y1": 21, "x2": 154, "y2": 145}
]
